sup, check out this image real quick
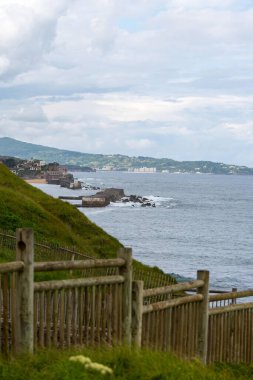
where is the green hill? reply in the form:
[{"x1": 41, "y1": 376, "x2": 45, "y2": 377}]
[
  {"x1": 0, "y1": 163, "x2": 175, "y2": 287},
  {"x1": 0, "y1": 163, "x2": 121, "y2": 258},
  {"x1": 1, "y1": 136, "x2": 253, "y2": 174}
]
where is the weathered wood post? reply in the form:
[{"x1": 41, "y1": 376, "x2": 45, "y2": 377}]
[
  {"x1": 232, "y1": 287, "x2": 237, "y2": 305},
  {"x1": 118, "y1": 247, "x2": 132, "y2": 346},
  {"x1": 132, "y1": 280, "x2": 143, "y2": 347},
  {"x1": 197, "y1": 270, "x2": 209, "y2": 364},
  {"x1": 16, "y1": 228, "x2": 34, "y2": 353}
]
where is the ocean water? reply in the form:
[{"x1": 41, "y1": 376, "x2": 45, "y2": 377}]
[{"x1": 34, "y1": 172, "x2": 253, "y2": 291}]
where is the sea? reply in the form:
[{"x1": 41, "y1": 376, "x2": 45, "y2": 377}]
[{"x1": 33, "y1": 171, "x2": 253, "y2": 291}]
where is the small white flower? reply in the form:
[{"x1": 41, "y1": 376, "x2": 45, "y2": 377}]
[
  {"x1": 85, "y1": 362, "x2": 113, "y2": 375},
  {"x1": 69, "y1": 355, "x2": 113, "y2": 376},
  {"x1": 69, "y1": 355, "x2": 92, "y2": 365}
]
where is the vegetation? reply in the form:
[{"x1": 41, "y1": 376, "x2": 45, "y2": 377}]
[
  {"x1": 0, "y1": 163, "x2": 121, "y2": 258},
  {"x1": 1, "y1": 137, "x2": 253, "y2": 174},
  {"x1": 0, "y1": 164, "x2": 173, "y2": 285},
  {"x1": 0, "y1": 347, "x2": 252, "y2": 380},
  {"x1": 1, "y1": 156, "x2": 253, "y2": 378}
]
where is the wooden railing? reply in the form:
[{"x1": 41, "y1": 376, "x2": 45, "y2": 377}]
[
  {"x1": 207, "y1": 290, "x2": 253, "y2": 364},
  {"x1": 0, "y1": 230, "x2": 175, "y2": 288},
  {"x1": 132, "y1": 271, "x2": 209, "y2": 362},
  {"x1": 0, "y1": 261, "x2": 24, "y2": 355},
  {"x1": 0, "y1": 229, "x2": 132, "y2": 355},
  {"x1": 1, "y1": 228, "x2": 253, "y2": 365}
]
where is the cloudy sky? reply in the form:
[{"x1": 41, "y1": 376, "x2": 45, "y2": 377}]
[{"x1": 1, "y1": 0, "x2": 253, "y2": 165}]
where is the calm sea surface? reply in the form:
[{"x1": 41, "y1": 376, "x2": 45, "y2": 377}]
[{"x1": 34, "y1": 172, "x2": 253, "y2": 290}]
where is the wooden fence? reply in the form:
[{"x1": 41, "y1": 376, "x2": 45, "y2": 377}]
[
  {"x1": 1, "y1": 228, "x2": 253, "y2": 365},
  {"x1": 0, "y1": 230, "x2": 175, "y2": 288},
  {"x1": 131, "y1": 276, "x2": 253, "y2": 364},
  {"x1": 207, "y1": 290, "x2": 253, "y2": 364},
  {"x1": 0, "y1": 230, "x2": 93, "y2": 261},
  {"x1": 132, "y1": 271, "x2": 209, "y2": 362},
  {"x1": 0, "y1": 229, "x2": 132, "y2": 355},
  {"x1": 0, "y1": 263, "x2": 22, "y2": 354}
]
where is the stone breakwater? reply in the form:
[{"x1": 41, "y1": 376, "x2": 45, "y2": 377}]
[{"x1": 82, "y1": 188, "x2": 156, "y2": 207}]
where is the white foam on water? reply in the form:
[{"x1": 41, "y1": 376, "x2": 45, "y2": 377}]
[
  {"x1": 82, "y1": 208, "x2": 114, "y2": 215},
  {"x1": 144, "y1": 195, "x2": 174, "y2": 202},
  {"x1": 110, "y1": 201, "x2": 141, "y2": 208},
  {"x1": 108, "y1": 195, "x2": 177, "y2": 209},
  {"x1": 142, "y1": 194, "x2": 178, "y2": 208}
]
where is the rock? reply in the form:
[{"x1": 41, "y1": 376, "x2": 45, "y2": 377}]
[
  {"x1": 141, "y1": 202, "x2": 151, "y2": 207},
  {"x1": 82, "y1": 196, "x2": 110, "y2": 207},
  {"x1": 82, "y1": 184, "x2": 101, "y2": 191},
  {"x1": 95, "y1": 188, "x2": 125, "y2": 202},
  {"x1": 123, "y1": 194, "x2": 156, "y2": 207},
  {"x1": 81, "y1": 187, "x2": 156, "y2": 208},
  {"x1": 81, "y1": 188, "x2": 124, "y2": 207}
]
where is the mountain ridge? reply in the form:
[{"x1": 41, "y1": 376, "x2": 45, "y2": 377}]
[{"x1": 0, "y1": 137, "x2": 252, "y2": 174}]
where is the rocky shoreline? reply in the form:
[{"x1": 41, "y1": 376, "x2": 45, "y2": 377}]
[
  {"x1": 58, "y1": 187, "x2": 156, "y2": 208},
  {"x1": 82, "y1": 188, "x2": 156, "y2": 208}
]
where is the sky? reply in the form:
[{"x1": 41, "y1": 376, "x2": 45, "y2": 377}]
[{"x1": 1, "y1": 0, "x2": 253, "y2": 166}]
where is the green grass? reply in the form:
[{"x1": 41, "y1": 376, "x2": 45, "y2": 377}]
[
  {"x1": 0, "y1": 347, "x2": 252, "y2": 380},
  {"x1": 0, "y1": 164, "x2": 175, "y2": 286},
  {"x1": 0, "y1": 163, "x2": 121, "y2": 258}
]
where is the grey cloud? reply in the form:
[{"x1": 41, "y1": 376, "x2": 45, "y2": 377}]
[
  {"x1": 0, "y1": 100, "x2": 48, "y2": 124},
  {"x1": 0, "y1": 0, "x2": 69, "y2": 81},
  {"x1": 0, "y1": 1, "x2": 253, "y2": 165}
]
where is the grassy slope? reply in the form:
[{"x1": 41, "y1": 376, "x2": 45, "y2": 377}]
[
  {"x1": 1, "y1": 347, "x2": 252, "y2": 380},
  {"x1": 0, "y1": 163, "x2": 121, "y2": 258},
  {"x1": 0, "y1": 164, "x2": 171, "y2": 282}
]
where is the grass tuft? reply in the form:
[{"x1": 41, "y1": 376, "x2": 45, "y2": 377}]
[{"x1": 0, "y1": 347, "x2": 253, "y2": 380}]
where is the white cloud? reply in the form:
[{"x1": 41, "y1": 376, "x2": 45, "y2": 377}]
[
  {"x1": 0, "y1": 1, "x2": 253, "y2": 165},
  {"x1": 0, "y1": 56, "x2": 9, "y2": 75},
  {"x1": 0, "y1": 0, "x2": 68, "y2": 79},
  {"x1": 169, "y1": 0, "x2": 236, "y2": 10},
  {"x1": 223, "y1": 122, "x2": 253, "y2": 143},
  {"x1": 126, "y1": 138, "x2": 154, "y2": 150}
]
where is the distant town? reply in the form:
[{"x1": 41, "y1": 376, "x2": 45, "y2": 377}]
[
  {"x1": 0, "y1": 157, "x2": 84, "y2": 189},
  {"x1": 1, "y1": 137, "x2": 253, "y2": 176}
]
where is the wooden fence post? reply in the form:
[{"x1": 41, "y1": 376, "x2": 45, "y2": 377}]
[
  {"x1": 197, "y1": 270, "x2": 209, "y2": 364},
  {"x1": 232, "y1": 287, "x2": 237, "y2": 305},
  {"x1": 132, "y1": 280, "x2": 143, "y2": 347},
  {"x1": 16, "y1": 228, "x2": 34, "y2": 353},
  {"x1": 118, "y1": 247, "x2": 132, "y2": 346}
]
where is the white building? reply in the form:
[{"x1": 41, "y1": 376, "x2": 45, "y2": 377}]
[{"x1": 132, "y1": 167, "x2": 157, "y2": 173}]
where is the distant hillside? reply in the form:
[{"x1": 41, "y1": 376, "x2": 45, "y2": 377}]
[{"x1": 1, "y1": 137, "x2": 253, "y2": 175}]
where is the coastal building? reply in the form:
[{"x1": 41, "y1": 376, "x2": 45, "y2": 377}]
[
  {"x1": 44, "y1": 163, "x2": 68, "y2": 184},
  {"x1": 101, "y1": 165, "x2": 113, "y2": 171},
  {"x1": 132, "y1": 167, "x2": 157, "y2": 173}
]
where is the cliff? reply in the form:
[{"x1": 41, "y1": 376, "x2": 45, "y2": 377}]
[{"x1": 0, "y1": 163, "x2": 121, "y2": 258}]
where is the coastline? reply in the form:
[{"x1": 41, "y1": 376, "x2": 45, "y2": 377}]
[{"x1": 25, "y1": 178, "x2": 47, "y2": 184}]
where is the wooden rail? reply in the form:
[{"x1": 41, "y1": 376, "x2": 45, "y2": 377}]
[
  {"x1": 209, "y1": 289, "x2": 253, "y2": 301},
  {"x1": 143, "y1": 294, "x2": 203, "y2": 313},
  {"x1": 34, "y1": 258, "x2": 125, "y2": 272},
  {"x1": 210, "y1": 301, "x2": 253, "y2": 315},
  {"x1": 143, "y1": 280, "x2": 204, "y2": 297},
  {"x1": 34, "y1": 275, "x2": 124, "y2": 291},
  {"x1": 0, "y1": 261, "x2": 24, "y2": 273}
]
